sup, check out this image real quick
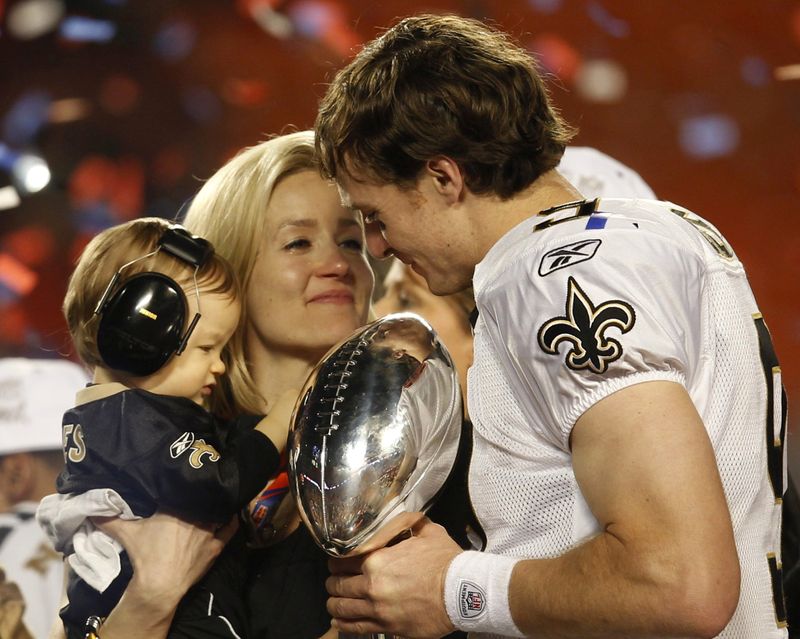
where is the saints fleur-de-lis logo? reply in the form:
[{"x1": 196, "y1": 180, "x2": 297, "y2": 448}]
[
  {"x1": 537, "y1": 277, "x2": 635, "y2": 374},
  {"x1": 188, "y1": 439, "x2": 220, "y2": 469}
]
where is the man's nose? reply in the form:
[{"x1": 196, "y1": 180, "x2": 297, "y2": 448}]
[{"x1": 365, "y1": 221, "x2": 393, "y2": 259}]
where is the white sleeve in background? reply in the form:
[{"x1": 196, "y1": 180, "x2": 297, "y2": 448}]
[{"x1": 559, "y1": 146, "x2": 657, "y2": 199}]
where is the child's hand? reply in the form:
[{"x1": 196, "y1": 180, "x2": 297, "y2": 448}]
[{"x1": 255, "y1": 388, "x2": 299, "y2": 451}]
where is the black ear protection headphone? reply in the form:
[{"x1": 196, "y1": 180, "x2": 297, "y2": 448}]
[{"x1": 94, "y1": 224, "x2": 214, "y2": 377}]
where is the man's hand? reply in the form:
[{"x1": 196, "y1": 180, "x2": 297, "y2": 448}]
[
  {"x1": 326, "y1": 518, "x2": 461, "y2": 638},
  {"x1": 95, "y1": 512, "x2": 236, "y2": 598},
  {"x1": 91, "y1": 512, "x2": 237, "y2": 637}
]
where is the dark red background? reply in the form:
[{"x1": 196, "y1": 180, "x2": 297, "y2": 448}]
[{"x1": 2, "y1": 1, "x2": 798, "y2": 457}]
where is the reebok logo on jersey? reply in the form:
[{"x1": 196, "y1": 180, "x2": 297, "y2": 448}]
[
  {"x1": 458, "y1": 580, "x2": 486, "y2": 619},
  {"x1": 170, "y1": 432, "x2": 195, "y2": 458},
  {"x1": 538, "y1": 276, "x2": 635, "y2": 374},
  {"x1": 538, "y1": 239, "x2": 602, "y2": 276}
]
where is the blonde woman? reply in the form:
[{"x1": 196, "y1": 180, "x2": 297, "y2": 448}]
[{"x1": 73, "y1": 130, "x2": 374, "y2": 639}]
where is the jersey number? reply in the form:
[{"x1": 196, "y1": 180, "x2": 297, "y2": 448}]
[
  {"x1": 754, "y1": 313, "x2": 788, "y2": 628},
  {"x1": 62, "y1": 423, "x2": 86, "y2": 463},
  {"x1": 670, "y1": 207, "x2": 735, "y2": 260},
  {"x1": 533, "y1": 199, "x2": 599, "y2": 231}
]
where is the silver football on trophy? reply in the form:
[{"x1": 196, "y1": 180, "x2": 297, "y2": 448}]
[{"x1": 288, "y1": 312, "x2": 462, "y2": 557}]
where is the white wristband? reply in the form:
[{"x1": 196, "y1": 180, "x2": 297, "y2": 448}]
[{"x1": 444, "y1": 550, "x2": 524, "y2": 637}]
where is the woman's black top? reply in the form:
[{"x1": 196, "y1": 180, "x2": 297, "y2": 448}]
[{"x1": 245, "y1": 419, "x2": 483, "y2": 639}]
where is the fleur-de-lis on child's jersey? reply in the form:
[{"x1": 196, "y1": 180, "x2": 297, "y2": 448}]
[
  {"x1": 537, "y1": 277, "x2": 635, "y2": 374},
  {"x1": 188, "y1": 439, "x2": 220, "y2": 469}
]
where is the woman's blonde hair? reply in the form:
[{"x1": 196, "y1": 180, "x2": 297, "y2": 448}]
[
  {"x1": 182, "y1": 130, "x2": 319, "y2": 417},
  {"x1": 64, "y1": 217, "x2": 238, "y2": 370}
]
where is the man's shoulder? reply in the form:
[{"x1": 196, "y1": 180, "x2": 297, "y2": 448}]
[{"x1": 477, "y1": 198, "x2": 709, "y2": 296}]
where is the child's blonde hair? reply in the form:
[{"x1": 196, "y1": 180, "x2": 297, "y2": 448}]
[{"x1": 64, "y1": 217, "x2": 240, "y2": 373}]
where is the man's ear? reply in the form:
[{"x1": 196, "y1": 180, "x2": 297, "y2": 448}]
[{"x1": 425, "y1": 156, "x2": 464, "y2": 203}]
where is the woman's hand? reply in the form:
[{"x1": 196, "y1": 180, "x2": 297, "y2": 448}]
[{"x1": 92, "y1": 512, "x2": 237, "y2": 637}]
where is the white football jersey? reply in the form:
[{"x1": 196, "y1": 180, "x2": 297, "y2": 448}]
[{"x1": 468, "y1": 198, "x2": 787, "y2": 638}]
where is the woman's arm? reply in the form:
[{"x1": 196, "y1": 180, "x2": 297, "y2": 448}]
[{"x1": 95, "y1": 512, "x2": 236, "y2": 638}]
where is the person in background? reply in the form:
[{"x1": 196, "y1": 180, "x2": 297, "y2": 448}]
[
  {"x1": 557, "y1": 146, "x2": 656, "y2": 200},
  {"x1": 316, "y1": 13, "x2": 787, "y2": 638},
  {"x1": 0, "y1": 358, "x2": 87, "y2": 639}
]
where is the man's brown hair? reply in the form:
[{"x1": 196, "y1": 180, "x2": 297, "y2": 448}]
[{"x1": 316, "y1": 13, "x2": 575, "y2": 198}]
